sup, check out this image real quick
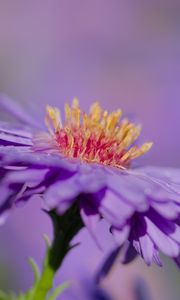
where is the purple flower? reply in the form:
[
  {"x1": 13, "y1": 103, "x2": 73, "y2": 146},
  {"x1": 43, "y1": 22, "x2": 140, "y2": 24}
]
[
  {"x1": 0, "y1": 95, "x2": 180, "y2": 268},
  {"x1": 133, "y1": 278, "x2": 152, "y2": 300},
  {"x1": 66, "y1": 248, "x2": 115, "y2": 300},
  {"x1": 66, "y1": 276, "x2": 112, "y2": 300}
]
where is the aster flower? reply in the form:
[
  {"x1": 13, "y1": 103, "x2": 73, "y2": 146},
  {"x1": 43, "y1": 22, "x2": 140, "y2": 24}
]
[
  {"x1": 0, "y1": 94, "x2": 180, "y2": 270},
  {"x1": 133, "y1": 278, "x2": 152, "y2": 300},
  {"x1": 67, "y1": 274, "x2": 112, "y2": 300},
  {"x1": 66, "y1": 245, "x2": 116, "y2": 300}
]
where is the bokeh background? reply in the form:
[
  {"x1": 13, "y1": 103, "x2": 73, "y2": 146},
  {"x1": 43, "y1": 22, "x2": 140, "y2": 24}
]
[{"x1": 0, "y1": 1, "x2": 180, "y2": 299}]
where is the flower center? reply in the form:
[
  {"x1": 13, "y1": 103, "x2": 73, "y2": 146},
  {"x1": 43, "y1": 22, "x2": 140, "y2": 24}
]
[{"x1": 45, "y1": 99, "x2": 152, "y2": 168}]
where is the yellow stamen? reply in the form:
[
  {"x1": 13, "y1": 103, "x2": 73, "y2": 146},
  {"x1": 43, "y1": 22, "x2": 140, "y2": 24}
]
[
  {"x1": 106, "y1": 110, "x2": 122, "y2": 131},
  {"x1": 44, "y1": 99, "x2": 153, "y2": 168},
  {"x1": 65, "y1": 103, "x2": 71, "y2": 124},
  {"x1": 45, "y1": 105, "x2": 62, "y2": 132},
  {"x1": 90, "y1": 102, "x2": 102, "y2": 123},
  {"x1": 72, "y1": 98, "x2": 81, "y2": 128},
  {"x1": 130, "y1": 142, "x2": 153, "y2": 159}
]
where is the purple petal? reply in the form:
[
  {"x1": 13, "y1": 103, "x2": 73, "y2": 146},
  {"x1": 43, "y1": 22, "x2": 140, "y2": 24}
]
[
  {"x1": 4, "y1": 169, "x2": 49, "y2": 187},
  {"x1": 0, "y1": 121, "x2": 33, "y2": 138},
  {"x1": 133, "y1": 278, "x2": 152, "y2": 300},
  {"x1": 77, "y1": 164, "x2": 107, "y2": 193},
  {"x1": 0, "y1": 186, "x2": 14, "y2": 207},
  {"x1": 146, "y1": 208, "x2": 180, "y2": 244},
  {"x1": 121, "y1": 241, "x2": 138, "y2": 264},
  {"x1": 111, "y1": 225, "x2": 130, "y2": 246},
  {"x1": 0, "y1": 94, "x2": 42, "y2": 128},
  {"x1": 95, "y1": 246, "x2": 121, "y2": 284},
  {"x1": 16, "y1": 186, "x2": 46, "y2": 203},
  {"x1": 174, "y1": 255, "x2": 180, "y2": 268},
  {"x1": 100, "y1": 190, "x2": 134, "y2": 227},
  {"x1": 136, "y1": 166, "x2": 180, "y2": 198},
  {"x1": 0, "y1": 146, "x2": 77, "y2": 172},
  {"x1": 44, "y1": 175, "x2": 81, "y2": 212},
  {"x1": 151, "y1": 201, "x2": 179, "y2": 219},
  {"x1": 145, "y1": 216, "x2": 179, "y2": 257},
  {"x1": 0, "y1": 131, "x2": 32, "y2": 146},
  {"x1": 107, "y1": 170, "x2": 149, "y2": 212},
  {"x1": 152, "y1": 248, "x2": 162, "y2": 267},
  {"x1": 139, "y1": 234, "x2": 154, "y2": 266},
  {"x1": 80, "y1": 200, "x2": 101, "y2": 248}
]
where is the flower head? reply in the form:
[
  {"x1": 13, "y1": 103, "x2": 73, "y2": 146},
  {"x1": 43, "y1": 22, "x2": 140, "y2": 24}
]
[
  {"x1": 42, "y1": 98, "x2": 152, "y2": 168},
  {"x1": 0, "y1": 95, "x2": 179, "y2": 268}
]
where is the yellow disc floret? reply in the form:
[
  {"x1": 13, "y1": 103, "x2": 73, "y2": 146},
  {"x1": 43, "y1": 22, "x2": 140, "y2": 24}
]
[{"x1": 45, "y1": 99, "x2": 153, "y2": 168}]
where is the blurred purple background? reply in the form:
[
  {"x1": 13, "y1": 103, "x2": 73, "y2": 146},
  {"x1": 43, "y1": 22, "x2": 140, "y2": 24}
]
[{"x1": 0, "y1": 1, "x2": 180, "y2": 299}]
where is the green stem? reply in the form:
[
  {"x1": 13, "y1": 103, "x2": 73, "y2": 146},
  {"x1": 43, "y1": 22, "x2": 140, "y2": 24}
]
[{"x1": 33, "y1": 205, "x2": 83, "y2": 300}]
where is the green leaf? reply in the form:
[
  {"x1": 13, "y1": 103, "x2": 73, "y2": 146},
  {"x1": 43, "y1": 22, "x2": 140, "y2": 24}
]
[
  {"x1": 42, "y1": 234, "x2": 51, "y2": 270},
  {"x1": 28, "y1": 257, "x2": 40, "y2": 283},
  {"x1": 7, "y1": 291, "x2": 17, "y2": 300},
  {"x1": 24, "y1": 288, "x2": 35, "y2": 300},
  {"x1": 47, "y1": 281, "x2": 70, "y2": 300},
  {"x1": 0, "y1": 290, "x2": 8, "y2": 300},
  {"x1": 18, "y1": 292, "x2": 25, "y2": 300},
  {"x1": 43, "y1": 234, "x2": 51, "y2": 249}
]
